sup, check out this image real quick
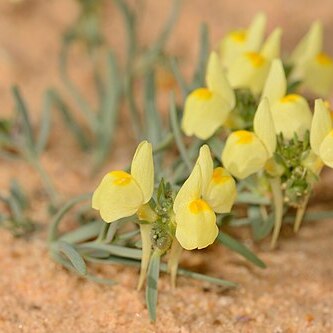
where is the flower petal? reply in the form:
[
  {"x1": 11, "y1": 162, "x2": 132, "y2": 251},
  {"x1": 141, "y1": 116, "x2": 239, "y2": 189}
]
[
  {"x1": 303, "y1": 53, "x2": 333, "y2": 97},
  {"x1": 182, "y1": 88, "x2": 232, "y2": 140},
  {"x1": 260, "y1": 28, "x2": 282, "y2": 60},
  {"x1": 261, "y1": 58, "x2": 286, "y2": 104},
  {"x1": 222, "y1": 130, "x2": 268, "y2": 179},
  {"x1": 227, "y1": 52, "x2": 270, "y2": 95},
  {"x1": 271, "y1": 94, "x2": 312, "y2": 140},
  {"x1": 310, "y1": 99, "x2": 332, "y2": 155},
  {"x1": 196, "y1": 145, "x2": 213, "y2": 196},
  {"x1": 131, "y1": 141, "x2": 154, "y2": 203},
  {"x1": 246, "y1": 12, "x2": 267, "y2": 51},
  {"x1": 319, "y1": 130, "x2": 333, "y2": 168},
  {"x1": 205, "y1": 167, "x2": 237, "y2": 213},
  {"x1": 92, "y1": 171, "x2": 144, "y2": 223},
  {"x1": 206, "y1": 52, "x2": 235, "y2": 108},
  {"x1": 175, "y1": 199, "x2": 218, "y2": 250},
  {"x1": 173, "y1": 164, "x2": 202, "y2": 213},
  {"x1": 253, "y1": 98, "x2": 276, "y2": 157}
]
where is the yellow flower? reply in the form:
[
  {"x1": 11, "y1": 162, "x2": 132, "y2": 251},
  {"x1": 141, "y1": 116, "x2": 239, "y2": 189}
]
[
  {"x1": 261, "y1": 59, "x2": 312, "y2": 140},
  {"x1": 219, "y1": 13, "x2": 266, "y2": 69},
  {"x1": 181, "y1": 52, "x2": 235, "y2": 140},
  {"x1": 173, "y1": 145, "x2": 236, "y2": 250},
  {"x1": 222, "y1": 98, "x2": 276, "y2": 179},
  {"x1": 310, "y1": 99, "x2": 333, "y2": 168},
  {"x1": 227, "y1": 28, "x2": 282, "y2": 95},
  {"x1": 290, "y1": 21, "x2": 333, "y2": 97},
  {"x1": 92, "y1": 141, "x2": 154, "y2": 222}
]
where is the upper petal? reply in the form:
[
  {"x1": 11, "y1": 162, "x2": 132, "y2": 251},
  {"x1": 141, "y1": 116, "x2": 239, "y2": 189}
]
[
  {"x1": 196, "y1": 145, "x2": 213, "y2": 196},
  {"x1": 222, "y1": 130, "x2": 268, "y2": 179},
  {"x1": 253, "y1": 98, "x2": 276, "y2": 157},
  {"x1": 92, "y1": 171, "x2": 144, "y2": 222},
  {"x1": 260, "y1": 28, "x2": 282, "y2": 60},
  {"x1": 271, "y1": 94, "x2": 312, "y2": 140},
  {"x1": 246, "y1": 12, "x2": 267, "y2": 51},
  {"x1": 310, "y1": 99, "x2": 332, "y2": 155},
  {"x1": 182, "y1": 88, "x2": 232, "y2": 140},
  {"x1": 173, "y1": 164, "x2": 202, "y2": 213},
  {"x1": 261, "y1": 58, "x2": 286, "y2": 104},
  {"x1": 205, "y1": 167, "x2": 237, "y2": 213},
  {"x1": 319, "y1": 130, "x2": 333, "y2": 168},
  {"x1": 206, "y1": 52, "x2": 235, "y2": 108},
  {"x1": 175, "y1": 199, "x2": 218, "y2": 250},
  {"x1": 131, "y1": 141, "x2": 154, "y2": 203}
]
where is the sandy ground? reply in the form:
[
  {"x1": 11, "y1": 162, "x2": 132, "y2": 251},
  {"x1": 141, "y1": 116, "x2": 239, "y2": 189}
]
[{"x1": 1, "y1": 0, "x2": 333, "y2": 332}]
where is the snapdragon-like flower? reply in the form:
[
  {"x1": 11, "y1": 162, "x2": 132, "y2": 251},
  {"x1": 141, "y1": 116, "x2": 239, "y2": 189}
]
[
  {"x1": 290, "y1": 21, "x2": 333, "y2": 97},
  {"x1": 92, "y1": 141, "x2": 154, "y2": 222},
  {"x1": 227, "y1": 28, "x2": 282, "y2": 95},
  {"x1": 173, "y1": 145, "x2": 236, "y2": 250},
  {"x1": 310, "y1": 99, "x2": 333, "y2": 168},
  {"x1": 219, "y1": 13, "x2": 266, "y2": 69},
  {"x1": 222, "y1": 98, "x2": 276, "y2": 179},
  {"x1": 181, "y1": 52, "x2": 235, "y2": 140},
  {"x1": 262, "y1": 59, "x2": 312, "y2": 140}
]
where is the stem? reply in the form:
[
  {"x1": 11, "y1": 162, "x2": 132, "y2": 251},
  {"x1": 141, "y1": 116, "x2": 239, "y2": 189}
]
[
  {"x1": 269, "y1": 177, "x2": 284, "y2": 249},
  {"x1": 137, "y1": 223, "x2": 153, "y2": 290},
  {"x1": 169, "y1": 92, "x2": 192, "y2": 172},
  {"x1": 29, "y1": 156, "x2": 58, "y2": 207},
  {"x1": 48, "y1": 193, "x2": 92, "y2": 244},
  {"x1": 97, "y1": 221, "x2": 111, "y2": 242},
  {"x1": 167, "y1": 238, "x2": 183, "y2": 288},
  {"x1": 293, "y1": 194, "x2": 310, "y2": 233}
]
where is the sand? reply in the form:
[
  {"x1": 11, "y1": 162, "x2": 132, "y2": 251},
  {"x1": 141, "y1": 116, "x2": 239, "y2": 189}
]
[{"x1": 1, "y1": 0, "x2": 333, "y2": 332}]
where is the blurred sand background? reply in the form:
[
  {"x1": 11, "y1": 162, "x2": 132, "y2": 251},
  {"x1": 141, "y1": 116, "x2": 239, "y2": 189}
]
[{"x1": 1, "y1": 0, "x2": 333, "y2": 332}]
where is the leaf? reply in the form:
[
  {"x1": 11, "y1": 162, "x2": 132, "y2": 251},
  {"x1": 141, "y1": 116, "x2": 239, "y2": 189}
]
[
  {"x1": 49, "y1": 90, "x2": 90, "y2": 151},
  {"x1": 169, "y1": 92, "x2": 193, "y2": 172},
  {"x1": 175, "y1": 266, "x2": 237, "y2": 287},
  {"x1": 248, "y1": 206, "x2": 274, "y2": 241},
  {"x1": 217, "y1": 232, "x2": 266, "y2": 268},
  {"x1": 57, "y1": 241, "x2": 87, "y2": 276},
  {"x1": 236, "y1": 192, "x2": 270, "y2": 205},
  {"x1": 146, "y1": 251, "x2": 161, "y2": 322},
  {"x1": 11, "y1": 86, "x2": 35, "y2": 152},
  {"x1": 77, "y1": 242, "x2": 142, "y2": 260},
  {"x1": 170, "y1": 57, "x2": 189, "y2": 99},
  {"x1": 36, "y1": 90, "x2": 52, "y2": 155},
  {"x1": 191, "y1": 22, "x2": 210, "y2": 89},
  {"x1": 59, "y1": 220, "x2": 101, "y2": 244},
  {"x1": 143, "y1": 69, "x2": 162, "y2": 146}
]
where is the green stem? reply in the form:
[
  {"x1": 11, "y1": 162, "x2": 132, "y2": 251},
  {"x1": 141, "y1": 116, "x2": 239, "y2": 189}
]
[
  {"x1": 269, "y1": 177, "x2": 284, "y2": 249},
  {"x1": 48, "y1": 193, "x2": 92, "y2": 244},
  {"x1": 137, "y1": 223, "x2": 153, "y2": 290},
  {"x1": 293, "y1": 194, "x2": 310, "y2": 233},
  {"x1": 167, "y1": 238, "x2": 183, "y2": 288}
]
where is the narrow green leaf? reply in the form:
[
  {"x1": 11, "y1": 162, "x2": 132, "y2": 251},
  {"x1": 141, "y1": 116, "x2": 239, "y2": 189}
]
[
  {"x1": 77, "y1": 242, "x2": 142, "y2": 260},
  {"x1": 11, "y1": 86, "x2": 35, "y2": 152},
  {"x1": 170, "y1": 57, "x2": 189, "y2": 99},
  {"x1": 49, "y1": 90, "x2": 90, "y2": 151},
  {"x1": 138, "y1": 0, "x2": 181, "y2": 73},
  {"x1": 169, "y1": 92, "x2": 192, "y2": 172},
  {"x1": 217, "y1": 232, "x2": 266, "y2": 268},
  {"x1": 207, "y1": 136, "x2": 224, "y2": 160},
  {"x1": 48, "y1": 193, "x2": 92, "y2": 243},
  {"x1": 175, "y1": 266, "x2": 237, "y2": 287},
  {"x1": 146, "y1": 251, "x2": 161, "y2": 322},
  {"x1": 36, "y1": 90, "x2": 52, "y2": 155},
  {"x1": 236, "y1": 192, "x2": 270, "y2": 205},
  {"x1": 191, "y1": 22, "x2": 209, "y2": 88},
  {"x1": 59, "y1": 220, "x2": 101, "y2": 244},
  {"x1": 144, "y1": 70, "x2": 162, "y2": 146},
  {"x1": 58, "y1": 241, "x2": 87, "y2": 275},
  {"x1": 59, "y1": 44, "x2": 96, "y2": 127},
  {"x1": 248, "y1": 206, "x2": 274, "y2": 241}
]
